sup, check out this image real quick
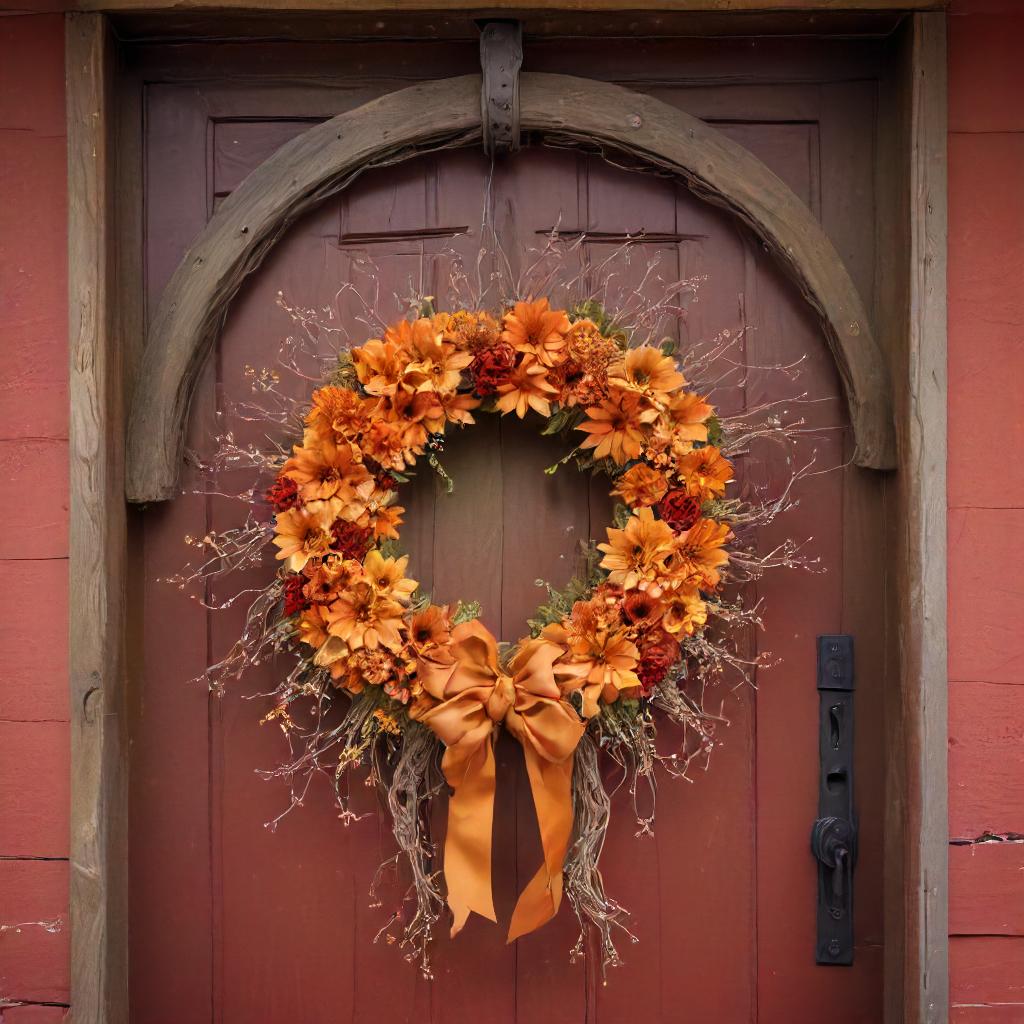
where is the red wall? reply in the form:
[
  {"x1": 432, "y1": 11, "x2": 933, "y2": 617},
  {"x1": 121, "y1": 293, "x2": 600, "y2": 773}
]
[
  {"x1": 0, "y1": 9, "x2": 70, "y2": 1021},
  {"x1": 947, "y1": 1, "x2": 1024, "y2": 1018},
  {"x1": 0, "y1": 4, "x2": 1021, "y2": 1018}
]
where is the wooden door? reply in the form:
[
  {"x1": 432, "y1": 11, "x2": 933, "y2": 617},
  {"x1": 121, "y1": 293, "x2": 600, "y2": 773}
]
[{"x1": 129, "y1": 37, "x2": 888, "y2": 1023}]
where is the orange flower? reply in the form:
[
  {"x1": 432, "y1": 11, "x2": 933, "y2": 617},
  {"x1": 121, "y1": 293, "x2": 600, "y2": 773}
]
[
  {"x1": 501, "y1": 298, "x2": 570, "y2": 367},
  {"x1": 281, "y1": 438, "x2": 373, "y2": 504},
  {"x1": 326, "y1": 581, "x2": 406, "y2": 652},
  {"x1": 438, "y1": 310, "x2": 501, "y2": 352},
  {"x1": 435, "y1": 389, "x2": 480, "y2": 427},
  {"x1": 362, "y1": 549, "x2": 418, "y2": 605},
  {"x1": 667, "y1": 517, "x2": 732, "y2": 590},
  {"x1": 305, "y1": 385, "x2": 373, "y2": 446},
  {"x1": 401, "y1": 326, "x2": 474, "y2": 394},
  {"x1": 351, "y1": 336, "x2": 406, "y2": 396},
  {"x1": 297, "y1": 604, "x2": 332, "y2": 650},
  {"x1": 494, "y1": 357, "x2": 558, "y2": 419},
  {"x1": 597, "y1": 507, "x2": 676, "y2": 589},
  {"x1": 662, "y1": 390, "x2": 714, "y2": 447},
  {"x1": 407, "y1": 604, "x2": 451, "y2": 654},
  {"x1": 562, "y1": 606, "x2": 641, "y2": 693},
  {"x1": 611, "y1": 463, "x2": 669, "y2": 508},
  {"x1": 577, "y1": 391, "x2": 659, "y2": 465},
  {"x1": 302, "y1": 556, "x2": 361, "y2": 605},
  {"x1": 676, "y1": 445, "x2": 733, "y2": 501},
  {"x1": 372, "y1": 504, "x2": 405, "y2": 540},
  {"x1": 608, "y1": 345, "x2": 685, "y2": 405},
  {"x1": 272, "y1": 500, "x2": 339, "y2": 572}
]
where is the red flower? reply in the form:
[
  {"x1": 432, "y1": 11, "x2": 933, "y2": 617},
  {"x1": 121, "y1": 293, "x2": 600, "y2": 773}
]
[
  {"x1": 657, "y1": 488, "x2": 702, "y2": 533},
  {"x1": 283, "y1": 574, "x2": 308, "y2": 616},
  {"x1": 469, "y1": 342, "x2": 517, "y2": 396},
  {"x1": 266, "y1": 475, "x2": 300, "y2": 512},
  {"x1": 637, "y1": 630, "x2": 681, "y2": 693},
  {"x1": 332, "y1": 520, "x2": 373, "y2": 561},
  {"x1": 376, "y1": 473, "x2": 398, "y2": 492}
]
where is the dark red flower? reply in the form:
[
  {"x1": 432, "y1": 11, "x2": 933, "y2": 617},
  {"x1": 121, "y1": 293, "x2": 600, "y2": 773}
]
[
  {"x1": 376, "y1": 473, "x2": 398, "y2": 492},
  {"x1": 657, "y1": 488, "x2": 702, "y2": 533},
  {"x1": 331, "y1": 520, "x2": 373, "y2": 561},
  {"x1": 282, "y1": 574, "x2": 308, "y2": 616},
  {"x1": 469, "y1": 342, "x2": 517, "y2": 396},
  {"x1": 637, "y1": 630, "x2": 681, "y2": 694},
  {"x1": 266, "y1": 475, "x2": 300, "y2": 512}
]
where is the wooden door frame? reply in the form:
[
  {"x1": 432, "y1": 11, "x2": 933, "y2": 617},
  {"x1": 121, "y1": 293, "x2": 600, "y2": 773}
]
[{"x1": 66, "y1": 7, "x2": 948, "y2": 1022}]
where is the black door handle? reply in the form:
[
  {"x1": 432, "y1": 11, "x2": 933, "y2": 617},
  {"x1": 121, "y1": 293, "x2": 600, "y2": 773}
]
[{"x1": 812, "y1": 635, "x2": 857, "y2": 965}]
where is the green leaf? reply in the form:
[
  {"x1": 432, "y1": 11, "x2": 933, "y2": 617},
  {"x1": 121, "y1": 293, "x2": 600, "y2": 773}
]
[{"x1": 452, "y1": 599, "x2": 481, "y2": 625}]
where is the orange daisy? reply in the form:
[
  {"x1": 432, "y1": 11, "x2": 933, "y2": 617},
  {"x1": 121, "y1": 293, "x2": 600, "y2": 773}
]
[
  {"x1": 577, "y1": 390, "x2": 659, "y2": 464},
  {"x1": 494, "y1": 357, "x2": 558, "y2": 419},
  {"x1": 608, "y1": 345, "x2": 685, "y2": 405},
  {"x1": 272, "y1": 500, "x2": 339, "y2": 572}
]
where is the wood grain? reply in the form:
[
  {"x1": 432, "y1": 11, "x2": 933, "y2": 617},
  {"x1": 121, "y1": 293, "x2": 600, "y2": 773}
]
[
  {"x1": 126, "y1": 72, "x2": 895, "y2": 503},
  {"x1": 66, "y1": 11, "x2": 129, "y2": 1024},
  {"x1": 79, "y1": 0, "x2": 946, "y2": 11},
  {"x1": 898, "y1": 13, "x2": 950, "y2": 1022}
]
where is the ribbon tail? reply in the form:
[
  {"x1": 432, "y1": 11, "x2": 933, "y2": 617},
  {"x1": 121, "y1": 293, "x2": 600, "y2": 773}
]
[
  {"x1": 507, "y1": 748, "x2": 575, "y2": 943},
  {"x1": 441, "y1": 734, "x2": 498, "y2": 937}
]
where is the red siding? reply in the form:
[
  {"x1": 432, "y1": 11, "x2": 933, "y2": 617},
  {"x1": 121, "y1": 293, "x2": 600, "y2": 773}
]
[
  {"x1": 0, "y1": 10, "x2": 69, "y2": 1017},
  {"x1": 948, "y1": 0, "x2": 1024, "y2": 1017}
]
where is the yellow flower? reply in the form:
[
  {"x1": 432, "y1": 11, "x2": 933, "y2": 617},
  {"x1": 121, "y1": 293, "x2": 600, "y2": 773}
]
[
  {"x1": 661, "y1": 587, "x2": 708, "y2": 636},
  {"x1": 597, "y1": 507, "x2": 676, "y2": 589},
  {"x1": 362, "y1": 549, "x2": 418, "y2": 605}
]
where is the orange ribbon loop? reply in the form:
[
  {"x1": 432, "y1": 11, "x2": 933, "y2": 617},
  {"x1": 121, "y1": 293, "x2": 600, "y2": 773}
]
[{"x1": 412, "y1": 620, "x2": 585, "y2": 940}]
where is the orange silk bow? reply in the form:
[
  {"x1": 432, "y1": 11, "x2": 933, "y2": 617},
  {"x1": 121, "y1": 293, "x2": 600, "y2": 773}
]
[{"x1": 411, "y1": 620, "x2": 586, "y2": 941}]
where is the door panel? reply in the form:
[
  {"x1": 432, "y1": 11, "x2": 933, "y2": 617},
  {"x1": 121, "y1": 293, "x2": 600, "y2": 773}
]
[{"x1": 130, "y1": 42, "x2": 886, "y2": 1024}]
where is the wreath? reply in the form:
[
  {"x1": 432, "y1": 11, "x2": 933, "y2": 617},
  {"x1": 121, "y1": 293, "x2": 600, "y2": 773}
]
[{"x1": 187, "y1": 290, "x2": 793, "y2": 978}]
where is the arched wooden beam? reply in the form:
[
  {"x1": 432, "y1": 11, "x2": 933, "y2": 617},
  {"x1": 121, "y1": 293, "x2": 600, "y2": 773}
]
[{"x1": 127, "y1": 72, "x2": 896, "y2": 502}]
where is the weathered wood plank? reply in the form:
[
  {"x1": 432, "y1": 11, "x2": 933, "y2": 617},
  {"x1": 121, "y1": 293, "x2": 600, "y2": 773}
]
[
  {"x1": 898, "y1": 12, "x2": 949, "y2": 1023},
  {"x1": 80, "y1": 0, "x2": 947, "y2": 12},
  {"x1": 127, "y1": 72, "x2": 894, "y2": 502},
  {"x1": 66, "y1": 10, "x2": 129, "y2": 1024}
]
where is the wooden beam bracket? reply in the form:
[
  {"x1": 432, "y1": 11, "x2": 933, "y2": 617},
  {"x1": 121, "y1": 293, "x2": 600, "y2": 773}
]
[{"x1": 479, "y1": 20, "x2": 522, "y2": 157}]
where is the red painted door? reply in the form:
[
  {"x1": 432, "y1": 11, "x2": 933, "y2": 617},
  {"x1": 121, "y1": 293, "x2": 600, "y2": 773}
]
[{"x1": 129, "y1": 37, "x2": 888, "y2": 1023}]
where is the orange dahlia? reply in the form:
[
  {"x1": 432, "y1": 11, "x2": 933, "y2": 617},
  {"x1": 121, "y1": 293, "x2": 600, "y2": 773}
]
[
  {"x1": 667, "y1": 517, "x2": 732, "y2": 590},
  {"x1": 608, "y1": 345, "x2": 685, "y2": 405},
  {"x1": 676, "y1": 445, "x2": 734, "y2": 501},
  {"x1": 501, "y1": 298, "x2": 570, "y2": 367},
  {"x1": 611, "y1": 463, "x2": 669, "y2": 508},
  {"x1": 272, "y1": 500, "x2": 339, "y2": 573}
]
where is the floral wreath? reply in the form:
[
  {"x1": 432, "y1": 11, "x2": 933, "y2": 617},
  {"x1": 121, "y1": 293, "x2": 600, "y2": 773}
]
[{"x1": 259, "y1": 298, "x2": 739, "y2": 954}]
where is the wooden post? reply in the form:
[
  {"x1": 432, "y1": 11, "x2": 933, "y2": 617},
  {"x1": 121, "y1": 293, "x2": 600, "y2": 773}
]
[{"x1": 67, "y1": 11, "x2": 130, "y2": 1024}]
